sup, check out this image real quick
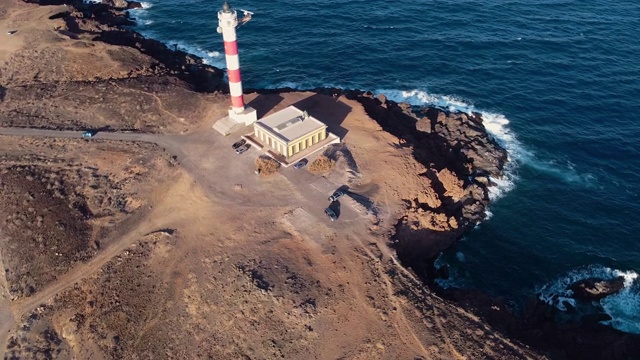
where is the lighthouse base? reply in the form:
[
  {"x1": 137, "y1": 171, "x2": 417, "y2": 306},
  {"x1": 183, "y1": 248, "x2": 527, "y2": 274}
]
[
  {"x1": 229, "y1": 106, "x2": 257, "y2": 126},
  {"x1": 212, "y1": 106, "x2": 258, "y2": 136}
]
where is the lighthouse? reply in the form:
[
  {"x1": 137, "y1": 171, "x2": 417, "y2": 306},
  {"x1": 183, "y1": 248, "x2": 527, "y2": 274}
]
[{"x1": 216, "y1": 0, "x2": 257, "y2": 126}]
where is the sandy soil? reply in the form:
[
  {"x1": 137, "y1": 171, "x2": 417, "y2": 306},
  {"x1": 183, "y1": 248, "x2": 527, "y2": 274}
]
[
  {"x1": 0, "y1": 1, "x2": 226, "y2": 133},
  {"x1": 0, "y1": 0, "x2": 545, "y2": 358}
]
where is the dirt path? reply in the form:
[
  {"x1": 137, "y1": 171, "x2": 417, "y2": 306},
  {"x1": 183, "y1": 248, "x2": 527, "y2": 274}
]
[
  {"x1": 0, "y1": 299, "x2": 13, "y2": 360},
  {"x1": 0, "y1": 127, "x2": 222, "y2": 358},
  {"x1": 11, "y1": 209, "x2": 155, "y2": 315},
  {"x1": 351, "y1": 232, "x2": 434, "y2": 357},
  {"x1": 0, "y1": 207, "x2": 157, "y2": 359},
  {"x1": 0, "y1": 230, "x2": 15, "y2": 360},
  {"x1": 0, "y1": 127, "x2": 191, "y2": 358}
]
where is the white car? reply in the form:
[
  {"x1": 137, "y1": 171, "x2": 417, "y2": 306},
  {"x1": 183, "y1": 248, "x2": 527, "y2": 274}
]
[{"x1": 235, "y1": 145, "x2": 248, "y2": 155}]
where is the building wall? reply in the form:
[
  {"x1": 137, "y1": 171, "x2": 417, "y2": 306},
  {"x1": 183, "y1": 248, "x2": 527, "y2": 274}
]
[
  {"x1": 287, "y1": 128, "x2": 326, "y2": 158},
  {"x1": 254, "y1": 125, "x2": 287, "y2": 157}
]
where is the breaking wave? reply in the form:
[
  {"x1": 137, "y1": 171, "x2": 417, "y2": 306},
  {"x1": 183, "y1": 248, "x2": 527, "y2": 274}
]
[
  {"x1": 537, "y1": 265, "x2": 640, "y2": 334},
  {"x1": 363, "y1": 25, "x2": 396, "y2": 30},
  {"x1": 377, "y1": 89, "x2": 520, "y2": 201}
]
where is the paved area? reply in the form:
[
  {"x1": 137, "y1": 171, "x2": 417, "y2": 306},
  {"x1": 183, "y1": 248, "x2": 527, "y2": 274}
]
[
  {"x1": 0, "y1": 125, "x2": 367, "y2": 239},
  {"x1": 282, "y1": 207, "x2": 334, "y2": 246}
]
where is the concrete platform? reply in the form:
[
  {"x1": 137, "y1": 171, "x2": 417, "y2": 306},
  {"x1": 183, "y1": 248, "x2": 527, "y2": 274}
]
[{"x1": 212, "y1": 116, "x2": 245, "y2": 136}]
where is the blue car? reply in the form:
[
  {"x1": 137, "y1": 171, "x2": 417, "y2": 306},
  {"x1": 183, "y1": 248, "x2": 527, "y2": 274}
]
[
  {"x1": 293, "y1": 158, "x2": 308, "y2": 169},
  {"x1": 82, "y1": 131, "x2": 94, "y2": 139}
]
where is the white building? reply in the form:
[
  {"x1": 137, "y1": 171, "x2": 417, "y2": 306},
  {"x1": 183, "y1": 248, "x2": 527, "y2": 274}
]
[{"x1": 253, "y1": 106, "x2": 328, "y2": 159}]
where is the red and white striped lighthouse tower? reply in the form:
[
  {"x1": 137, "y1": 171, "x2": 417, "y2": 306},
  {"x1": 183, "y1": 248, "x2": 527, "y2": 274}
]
[{"x1": 217, "y1": 1, "x2": 257, "y2": 125}]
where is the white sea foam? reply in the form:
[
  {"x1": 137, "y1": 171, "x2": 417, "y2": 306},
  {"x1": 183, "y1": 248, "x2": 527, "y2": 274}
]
[
  {"x1": 601, "y1": 283, "x2": 640, "y2": 334},
  {"x1": 267, "y1": 81, "x2": 311, "y2": 89},
  {"x1": 537, "y1": 265, "x2": 640, "y2": 334},
  {"x1": 149, "y1": 41, "x2": 225, "y2": 68},
  {"x1": 377, "y1": 89, "x2": 520, "y2": 201},
  {"x1": 521, "y1": 155, "x2": 598, "y2": 188},
  {"x1": 127, "y1": 1, "x2": 153, "y2": 11},
  {"x1": 363, "y1": 25, "x2": 396, "y2": 30}
]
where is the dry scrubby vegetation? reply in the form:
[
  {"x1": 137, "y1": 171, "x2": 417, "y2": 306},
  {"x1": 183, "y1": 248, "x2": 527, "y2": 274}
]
[
  {"x1": 5, "y1": 234, "x2": 178, "y2": 359},
  {"x1": 254, "y1": 156, "x2": 280, "y2": 176},
  {"x1": 0, "y1": 139, "x2": 168, "y2": 299},
  {"x1": 308, "y1": 155, "x2": 335, "y2": 174}
]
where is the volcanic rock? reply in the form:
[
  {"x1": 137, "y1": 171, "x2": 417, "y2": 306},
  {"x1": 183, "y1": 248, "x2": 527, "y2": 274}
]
[
  {"x1": 437, "y1": 168, "x2": 465, "y2": 202},
  {"x1": 106, "y1": 0, "x2": 128, "y2": 9},
  {"x1": 127, "y1": 1, "x2": 142, "y2": 9},
  {"x1": 415, "y1": 116, "x2": 431, "y2": 133},
  {"x1": 570, "y1": 277, "x2": 625, "y2": 301},
  {"x1": 416, "y1": 179, "x2": 442, "y2": 209}
]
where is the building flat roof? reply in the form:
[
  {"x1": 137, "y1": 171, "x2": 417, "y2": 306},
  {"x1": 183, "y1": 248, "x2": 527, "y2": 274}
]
[{"x1": 256, "y1": 106, "x2": 326, "y2": 143}]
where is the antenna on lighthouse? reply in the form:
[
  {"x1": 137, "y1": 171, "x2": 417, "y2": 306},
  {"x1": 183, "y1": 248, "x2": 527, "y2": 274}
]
[{"x1": 237, "y1": 9, "x2": 253, "y2": 27}]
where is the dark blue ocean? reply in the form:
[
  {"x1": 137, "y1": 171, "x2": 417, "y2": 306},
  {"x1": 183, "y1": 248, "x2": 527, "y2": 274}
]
[{"x1": 129, "y1": 1, "x2": 640, "y2": 333}]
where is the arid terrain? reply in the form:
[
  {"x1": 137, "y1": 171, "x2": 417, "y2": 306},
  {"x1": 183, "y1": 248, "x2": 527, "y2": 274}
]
[{"x1": 0, "y1": 0, "x2": 552, "y2": 359}]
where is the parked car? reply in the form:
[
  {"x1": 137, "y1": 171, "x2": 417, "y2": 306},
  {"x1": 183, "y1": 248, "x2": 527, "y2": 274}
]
[
  {"x1": 81, "y1": 131, "x2": 94, "y2": 139},
  {"x1": 293, "y1": 158, "x2": 308, "y2": 169},
  {"x1": 235, "y1": 145, "x2": 249, "y2": 155},
  {"x1": 324, "y1": 207, "x2": 338, "y2": 221},
  {"x1": 232, "y1": 139, "x2": 246, "y2": 149},
  {"x1": 328, "y1": 190, "x2": 345, "y2": 202}
]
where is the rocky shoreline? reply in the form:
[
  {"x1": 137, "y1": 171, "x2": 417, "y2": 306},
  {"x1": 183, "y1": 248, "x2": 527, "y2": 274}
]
[{"x1": 5, "y1": 1, "x2": 640, "y2": 359}]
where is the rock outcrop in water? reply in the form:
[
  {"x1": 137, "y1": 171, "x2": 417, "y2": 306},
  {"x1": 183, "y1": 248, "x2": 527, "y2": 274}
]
[{"x1": 569, "y1": 277, "x2": 626, "y2": 301}]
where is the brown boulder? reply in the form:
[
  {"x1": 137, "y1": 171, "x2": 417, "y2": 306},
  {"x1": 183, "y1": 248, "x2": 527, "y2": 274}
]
[
  {"x1": 105, "y1": 0, "x2": 128, "y2": 8},
  {"x1": 416, "y1": 182, "x2": 441, "y2": 209},
  {"x1": 437, "y1": 168, "x2": 465, "y2": 202},
  {"x1": 127, "y1": 1, "x2": 143, "y2": 9},
  {"x1": 415, "y1": 116, "x2": 431, "y2": 133},
  {"x1": 405, "y1": 210, "x2": 452, "y2": 232}
]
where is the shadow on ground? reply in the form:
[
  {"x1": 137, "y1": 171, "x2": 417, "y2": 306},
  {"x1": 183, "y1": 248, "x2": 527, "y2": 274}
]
[
  {"x1": 247, "y1": 94, "x2": 284, "y2": 118},
  {"x1": 293, "y1": 94, "x2": 351, "y2": 139}
]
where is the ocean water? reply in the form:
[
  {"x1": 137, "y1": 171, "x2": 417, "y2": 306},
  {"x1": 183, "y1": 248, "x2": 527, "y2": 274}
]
[{"x1": 128, "y1": 1, "x2": 640, "y2": 333}]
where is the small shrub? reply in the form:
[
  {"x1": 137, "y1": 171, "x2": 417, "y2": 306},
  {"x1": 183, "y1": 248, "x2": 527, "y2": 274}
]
[
  {"x1": 255, "y1": 156, "x2": 280, "y2": 176},
  {"x1": 308, "y1": 155, "x2": 334, "y2": 174}
]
